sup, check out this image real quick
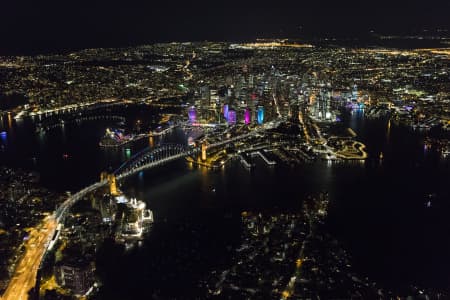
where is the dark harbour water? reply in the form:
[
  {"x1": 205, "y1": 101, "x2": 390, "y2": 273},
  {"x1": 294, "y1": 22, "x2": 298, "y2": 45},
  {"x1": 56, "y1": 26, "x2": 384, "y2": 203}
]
[{"x1": 1, "y1": 105, "x2": 450, "y2": 298}]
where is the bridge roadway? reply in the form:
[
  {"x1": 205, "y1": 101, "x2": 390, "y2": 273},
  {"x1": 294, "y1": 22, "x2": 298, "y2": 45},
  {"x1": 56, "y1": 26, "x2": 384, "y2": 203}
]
[
  {"x1": 0, "y1": 130, "x2": 260, "y2": 300},
  {"x1": 59, "y1": 130, "x2": 259, "y2": 223},
  {"x1": 116, "y1": 149, "x2": 199, "y2": 180},
  {"x1": 113, "y1": 144, "x2": 192, "y2": 175}
]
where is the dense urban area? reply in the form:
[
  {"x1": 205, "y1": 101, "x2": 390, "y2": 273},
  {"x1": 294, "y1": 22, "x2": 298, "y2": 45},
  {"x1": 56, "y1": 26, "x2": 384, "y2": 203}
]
[{"x1": 0, "y1": 38, "x2": 449, "y2": 299}]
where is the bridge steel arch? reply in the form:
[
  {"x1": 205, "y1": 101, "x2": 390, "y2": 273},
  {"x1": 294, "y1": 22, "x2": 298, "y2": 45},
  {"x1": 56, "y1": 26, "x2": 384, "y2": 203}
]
[{"x1": 113, "y1": 143, "x2": 193, "y2": 176}]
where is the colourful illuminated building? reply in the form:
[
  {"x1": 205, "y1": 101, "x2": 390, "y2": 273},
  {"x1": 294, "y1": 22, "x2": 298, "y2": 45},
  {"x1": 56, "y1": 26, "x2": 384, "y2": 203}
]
[
  {"x1": 188, "y1": 106, "x2": 197, "y2": 123},
  {"x1": 223, "y1": 104, "x2": 229, "y2": 121},
  {"x1": 244, "y1": 108, "x2": 251, "y2": 125},
  {"x1": 227, "y1": 109, "x2": 236, "y2": 125},
  {"x1": 257, "y1": 106, "x2": 264, "y2": 125}
]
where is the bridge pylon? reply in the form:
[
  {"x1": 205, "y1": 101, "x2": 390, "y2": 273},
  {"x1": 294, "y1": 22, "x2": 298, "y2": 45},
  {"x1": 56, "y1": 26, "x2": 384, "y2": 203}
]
[
  {"x1": 201, "y1": 142, "x2": 207, "y2": 161},
  {"x1": 100, "y1": 172, "x2": 120, "y2": 196}
]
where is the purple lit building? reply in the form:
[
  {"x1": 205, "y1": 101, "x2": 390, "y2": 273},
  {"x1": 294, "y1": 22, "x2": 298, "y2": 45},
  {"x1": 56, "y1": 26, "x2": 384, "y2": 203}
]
[
  {"x1": 244, "y1": 108, "x2": 251, "y2": 125},
  {"x1": 227, "y1": 109, "x2": 236, "y2": 125},
  {"x1": 188, "y1": 106, "x2": 197, "y2": 123}
]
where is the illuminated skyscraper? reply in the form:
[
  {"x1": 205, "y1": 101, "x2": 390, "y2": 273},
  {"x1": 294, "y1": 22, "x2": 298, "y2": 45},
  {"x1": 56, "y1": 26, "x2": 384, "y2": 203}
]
[
  {"x1": 188, "y1": 106, "x2": 197, "y2": 123},
  {"x1": 257, "y1": 106, "x2": 264, "y2": 125},
  {"x1": 244, "y1": 108, "x2": 251, "y2": 125},
  {"x1": 314, "y1": 88, "x2": 331, "y2": 120},
  {"x1": 200, "y1": 86, "x2": 210, "y2": 107},
  {"x1": 210, "y1": 89, "x2": 219, "y2": 105},
  {"x1": 227, "y1": 109, "x2": 236, "y2": 125},
  {"x1": 352, "y1": 84, "x2": 358, "y2": 102},
  {"x1": 223, "y1": 104, "x2": 229, "y2": 121}
]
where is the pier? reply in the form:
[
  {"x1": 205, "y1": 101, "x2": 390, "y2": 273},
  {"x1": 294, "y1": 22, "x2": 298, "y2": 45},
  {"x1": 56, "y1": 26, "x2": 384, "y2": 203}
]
[{"x1": 251, "y1": 150, "x2": 277, "y2": 166}]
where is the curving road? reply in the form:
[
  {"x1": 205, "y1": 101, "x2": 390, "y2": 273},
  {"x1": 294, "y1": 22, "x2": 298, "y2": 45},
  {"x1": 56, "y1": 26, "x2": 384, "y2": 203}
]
[
  {"x1": 1, "y1": 217, "x2": 57, "y2": 300},
  {"x1": 1, "y1": 132, "x2": 260, "y2": 300}
]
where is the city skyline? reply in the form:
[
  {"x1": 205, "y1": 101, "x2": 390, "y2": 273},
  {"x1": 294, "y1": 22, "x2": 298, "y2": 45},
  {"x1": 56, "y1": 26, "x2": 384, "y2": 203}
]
[
  {"x1": 0, "y1": 2, "x2": 449, "y2": 299},
  {"x1": 1, "y1": 0, "x2": 450, "y2": 54}
]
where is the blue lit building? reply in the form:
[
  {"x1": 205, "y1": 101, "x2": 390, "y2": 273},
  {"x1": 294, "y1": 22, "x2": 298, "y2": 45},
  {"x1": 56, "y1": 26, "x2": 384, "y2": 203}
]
[
  {"x1": 257, "y1": 106, "x2": 264, "y2": 125},
  {"x1": 223, "y1": 104, "x2": 229, "y2": 121}
]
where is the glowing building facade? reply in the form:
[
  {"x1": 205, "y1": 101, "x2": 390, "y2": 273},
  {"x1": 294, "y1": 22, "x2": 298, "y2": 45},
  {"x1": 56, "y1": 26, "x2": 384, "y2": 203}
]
[
  {"x1": 244, "y1": 108, "x2": 251, "y2": 125},
  {"x1": 227, "y1": 109, "x2": 236, "y2": 125},
  {"x1": 223, "y1": 104, "x2": 229, "y2": 121},
  {"x1": 257, "y1": 106, "x2": 264, "y2": 125},
  {"x1": 188, "y1": 106, "x2": 197, "y2": 123}
]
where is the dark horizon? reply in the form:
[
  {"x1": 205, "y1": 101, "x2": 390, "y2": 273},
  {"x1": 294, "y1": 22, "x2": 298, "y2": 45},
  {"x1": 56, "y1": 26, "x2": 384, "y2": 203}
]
[{"x1": 1, "y1": 0, "x2": 449, "y2": 55}]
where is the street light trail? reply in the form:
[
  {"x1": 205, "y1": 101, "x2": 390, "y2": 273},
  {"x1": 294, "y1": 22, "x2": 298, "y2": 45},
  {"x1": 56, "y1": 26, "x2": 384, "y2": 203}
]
[{"x1": 1, "y1": 217, "x2": 57, "y2": 300}]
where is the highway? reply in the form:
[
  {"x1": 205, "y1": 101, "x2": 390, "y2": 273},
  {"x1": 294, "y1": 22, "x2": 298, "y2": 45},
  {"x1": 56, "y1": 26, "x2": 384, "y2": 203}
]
[
  {"x1": 0, "y1": 134, "x2": 262, "y2": 300},
  {"x1": 0, "y1": 181, "x2": 106, "y2": 300},
  {"x1": 1, "y1": 217, "x2": 57, "y2": 300},
  {"x1": 0, "y1": 144, "x2": 198, "y2": 300}
]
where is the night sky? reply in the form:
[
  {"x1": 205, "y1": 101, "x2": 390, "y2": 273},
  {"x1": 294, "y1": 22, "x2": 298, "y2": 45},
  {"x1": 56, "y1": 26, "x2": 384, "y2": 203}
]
[{"x1": 1, "y1": 0, "x2": 449, "y2": 54}]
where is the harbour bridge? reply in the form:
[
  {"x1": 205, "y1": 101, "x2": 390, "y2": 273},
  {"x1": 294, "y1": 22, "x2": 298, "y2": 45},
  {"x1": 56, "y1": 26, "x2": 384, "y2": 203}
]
[
  {"x1": 61, "y1": 130, "x2": 259, "y2": 219},
  {"x1": 1, "y1": 129, "x2": 263, "y2": 300},
  {"x1": 55, "y1": 143, "x2": 199, "y2": 224},
  {"x1": 1, "y1": 130, "x2": 262, "y2": 300},
  {"x1": 53, "y1": 129, "x2": 261, "y2": 228},
  {"x1": 52, "y1": 130, "x2": 260, "y2": 227},
  {"x1": 114, "y1": 143, "x2": 198, "y2": 179}
]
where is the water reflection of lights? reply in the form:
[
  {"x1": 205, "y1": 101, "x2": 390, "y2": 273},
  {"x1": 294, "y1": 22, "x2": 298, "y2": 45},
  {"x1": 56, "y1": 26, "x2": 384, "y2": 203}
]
[
  {"x1": 0, "y1": 131, "x2": 6, "y2": 145},
  {"x1": 7, "y1": 113, "x2": 13, "y2": 128},
  {"x1": 386, "y1": 119, "x2": 391, "y2": 140},
  {"x1": 199, "y1": 165, "x2": 208, "y2": 177}
]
